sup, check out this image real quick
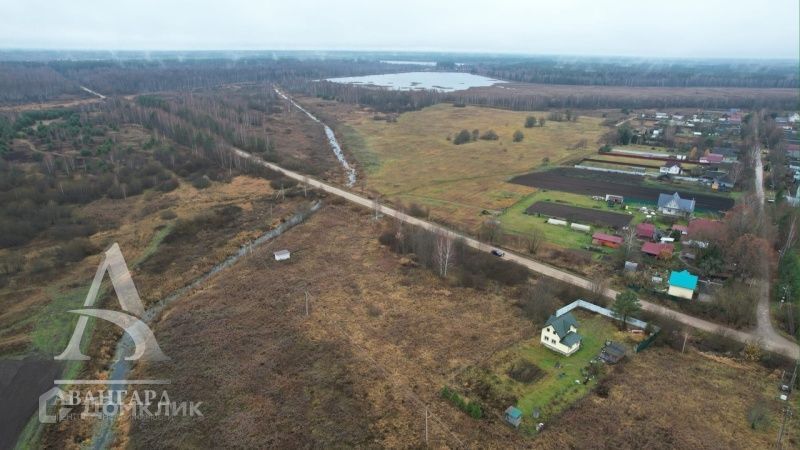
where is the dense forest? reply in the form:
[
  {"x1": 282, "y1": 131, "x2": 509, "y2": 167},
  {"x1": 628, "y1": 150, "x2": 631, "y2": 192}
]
[
  {"x1": 474, "y1": 59, "x2": 799, "y2": 88},
  {"x1": 0, "y1": 58, "x2": 416, "y2": 104}
]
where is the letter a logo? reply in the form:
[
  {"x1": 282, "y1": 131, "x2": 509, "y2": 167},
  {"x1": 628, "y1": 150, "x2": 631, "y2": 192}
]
[{"x1": 55, "y1": 243, "x2": 168, "y2": 362}]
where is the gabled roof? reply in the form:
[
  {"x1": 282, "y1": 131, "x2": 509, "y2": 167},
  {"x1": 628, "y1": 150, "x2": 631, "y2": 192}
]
[
  {"x1": 545, "y1": 312, "x2": 578, "y2": 339},
  {"x1": 562, "y1": 332, "x2": 582, "y2": 347},
  {"x1": 700, "y1": 153, "x2": 724, "y2": 164},
  {"x1": 592, "y1": 233, "x2": 623, "y2": 244},
  {"x1": 636, "y1": 223, "x2": 655, "y2": 237},
  {"x1": 663, "y1": 160, "x2": 681, "y2": 168},
  {"x1": 657, "y1": 192, "x2": 695, "y2": 213},
  {"x1": 669, "y1": 270, "x2": 698, "y2": 290},
  {"x1": 641, "y1": 242, "x2": 674, "y2": 256}
]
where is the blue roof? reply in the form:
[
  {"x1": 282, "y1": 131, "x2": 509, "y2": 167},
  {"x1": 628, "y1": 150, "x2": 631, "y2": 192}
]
[
  {"x1": 505, "y1": 406, "x2": 523, "y2": 419},
  {"x1": 657, "y1": 192, "x2": 695, "y2": 213},
  {"x1": 669, "y1": 270, "x2": 698, "y2": 290}
]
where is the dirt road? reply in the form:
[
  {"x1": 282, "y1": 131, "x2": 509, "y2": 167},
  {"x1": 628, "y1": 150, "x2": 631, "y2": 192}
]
[
  {"x1": 751, "y1": 148, "x2": 798, "y2": 357},
  {"x1": 232, "y1": 148, "x2": 800, "y2": 359}
]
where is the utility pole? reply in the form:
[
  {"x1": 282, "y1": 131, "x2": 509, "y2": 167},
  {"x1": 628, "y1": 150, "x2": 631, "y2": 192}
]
[
  {"x1": 424, "y1": 406, "x2": 429, "y2": 447},
  {"x1": 682, "y1": 330, "x2": 690, "y2": 353}
]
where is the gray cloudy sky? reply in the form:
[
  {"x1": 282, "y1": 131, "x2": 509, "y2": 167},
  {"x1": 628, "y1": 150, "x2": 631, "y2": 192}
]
[{"x1": 1, "y1": 0, "x2": 798, "y2": 58}]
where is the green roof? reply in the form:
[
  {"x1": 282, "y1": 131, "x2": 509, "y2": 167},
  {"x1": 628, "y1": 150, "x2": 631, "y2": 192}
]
[
  {"x1": 669, "y1": 270, "x2": 698, "y2": 290},
  {"x1": 545, "y1": 312, "x2": 579, "y2": 339},
  {"x1": 562, "y1": 332, "x2": 582, "y2": 347}
]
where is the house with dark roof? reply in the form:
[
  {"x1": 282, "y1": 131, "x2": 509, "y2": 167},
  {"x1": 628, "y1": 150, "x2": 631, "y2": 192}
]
[
  {"x1": 599, "y1": 341, "x2": 626, "y2": 364},
  {"x1": 541, "y1": 312, "x2": 582, "y2": 356},
  {"x1": 713, "y1": 147, "x2": 740, "y2": 163},
  {"x1": 657, "y1": 192, "x2": 695, "y2": 217}
]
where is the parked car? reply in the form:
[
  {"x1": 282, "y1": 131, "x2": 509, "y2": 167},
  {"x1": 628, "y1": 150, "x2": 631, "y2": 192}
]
[{"x1": 491, "y1": 249, "x2": 505, "y2": 257}]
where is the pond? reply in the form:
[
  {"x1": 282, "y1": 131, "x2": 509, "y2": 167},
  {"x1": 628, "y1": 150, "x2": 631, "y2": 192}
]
[{"x1": 325, "y1": 71, "x2": 505, "y2": 92}]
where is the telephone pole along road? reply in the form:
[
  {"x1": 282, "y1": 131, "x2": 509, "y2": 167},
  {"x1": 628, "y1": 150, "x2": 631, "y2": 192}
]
[{"x1": 233, "y1": 148, "x2": 800, "y2": 360}]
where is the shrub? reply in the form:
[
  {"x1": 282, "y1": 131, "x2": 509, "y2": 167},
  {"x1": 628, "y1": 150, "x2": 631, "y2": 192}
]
[
  {"x1": 407, "y1": 203, "x2": 428, "y2": 218},
  {"x1": 157, "y1": 177, "x2": 179, "y2": 192},
  {"x1": 160, "y1": 210, "x2": 177, "y2": 220},
  {"x1": 440, "y1": 386, "x2": 483, "y2": 419},
  {"x1": 479, "y1": 130, "x2": 499, "y2": 140},
  {"x1": 453, "y1": 129, "x2": 472, "y2": 145},
  {"x1": 191, "y1": 175, "x2": 212, "y2": 190},
  {"x1": 56, "y1": 238, "x2": 95, "y2": 263},
  {"x1": 512, "y1": 130, "x2": 524, "y2": 142},
  {"x1": 524, "y1": 116, "x2": 537, "y2": 128}
]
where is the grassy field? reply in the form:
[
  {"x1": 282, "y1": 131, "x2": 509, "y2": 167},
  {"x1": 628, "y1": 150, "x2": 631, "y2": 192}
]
[
  {"x1": 459, "y1": 312, "x2": 625, "y2": 433},
  {"x1": 335, "y1": 103, "x2": 606, "y2": 230}
]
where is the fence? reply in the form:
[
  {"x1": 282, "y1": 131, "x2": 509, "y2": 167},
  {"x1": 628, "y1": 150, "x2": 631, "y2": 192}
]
[
  {"x1": 556, "y1": 299, "x2": 650, "y2": 329},
  {"x1": 555, "y1": 299, "x2": 661, "y2": 353}
]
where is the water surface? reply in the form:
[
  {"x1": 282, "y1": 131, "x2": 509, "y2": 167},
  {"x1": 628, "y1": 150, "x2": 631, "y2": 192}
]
[{"x1": 326, "y1": 71, "x2": 504, "y2": 92}]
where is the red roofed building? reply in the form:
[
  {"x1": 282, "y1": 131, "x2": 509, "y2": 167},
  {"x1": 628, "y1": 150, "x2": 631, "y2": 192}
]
[
  {"x1": 636, "y1": 223, "x2": 656, "y2": 240},
  {"x1": 688, "y1": 219, "x2": 723, "y2": 240},
  {"x1": 592, "y1": 233, "x2": 623, "y2": 248},
  {"x1": 641, "y1": 242, "x2": 674, "y2": 259}
]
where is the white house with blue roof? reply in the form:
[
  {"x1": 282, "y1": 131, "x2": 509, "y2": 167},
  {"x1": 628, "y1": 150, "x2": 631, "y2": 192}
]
[
  {"x1": 668, "y1": 270, "x2": 698, "y2": 300},
  {"x1": 657, "y1": 192, "x2": 695, "y2": 217},
  {"x1": 541, "y1": 312, "x2": 582, "y2": 356}
]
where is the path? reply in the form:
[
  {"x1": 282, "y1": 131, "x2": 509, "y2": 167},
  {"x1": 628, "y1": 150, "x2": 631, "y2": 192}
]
[
  {"x1": 79, "y1": 86, "x2": 106, "y2": 100},
  {"x1": 232, "y1": 148, "x2": 800, "y2": 359},
  {"x1": 751, "y1": 146, "x2": 798, "y2": 357}
]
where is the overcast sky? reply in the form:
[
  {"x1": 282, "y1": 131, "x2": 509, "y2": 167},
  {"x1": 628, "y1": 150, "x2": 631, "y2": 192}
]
[{"x1": 1, "y1": 0, "x2": 798, "y2": 59}]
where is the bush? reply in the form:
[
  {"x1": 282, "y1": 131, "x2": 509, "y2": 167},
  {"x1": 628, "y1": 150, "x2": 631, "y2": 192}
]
[
  {"x1": 524, "y1": 116, "x2": 537, "y2": 128},
  {"x1": 269, "y1": 177, "x2": 298, "y2": 190},
  {"x1": 440, "y1": 386, "x2": 483, "y2": 419},
  {"x1": 453, "y1": 129, "x2": 472, "y2": 145},
  {"x1": 479, "y1": 130, "x2": 499, "y2": 140},
  {"x1": 160, "y1": 210, "x2": 177, "y2": 220},
  {"x1": 157, "y1": 178, "x2": 179, "y2": 192},
  {"x1": 407, "y1": 203, "x2": 428, "y2": 218},
  {"x1": 56, "y1": 238, "x2": 95, "y2": 263},
  {"x1": 512, "y1": 130, "x2": 524, "y2": 142},
  {"x1": 191, "y1": 175, "x2": 212, "y2": 190}
]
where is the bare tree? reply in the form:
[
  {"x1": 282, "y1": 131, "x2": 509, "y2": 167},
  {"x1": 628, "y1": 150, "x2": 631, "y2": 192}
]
[
  {"x1": 526, "y1": 228, "x2": 544, "y2": 255},
  {"x1": 434, "y1": 231, "x2": 455, "y2": 278}
]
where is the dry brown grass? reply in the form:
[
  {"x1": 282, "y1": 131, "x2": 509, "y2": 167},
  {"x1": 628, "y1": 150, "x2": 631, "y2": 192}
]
[
  {"x1": 123, "y1": 205, "x2": 797, "y2": 449},
  {"x1": 536, "y1": 347, "x2": 799, "y2": 449}
]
